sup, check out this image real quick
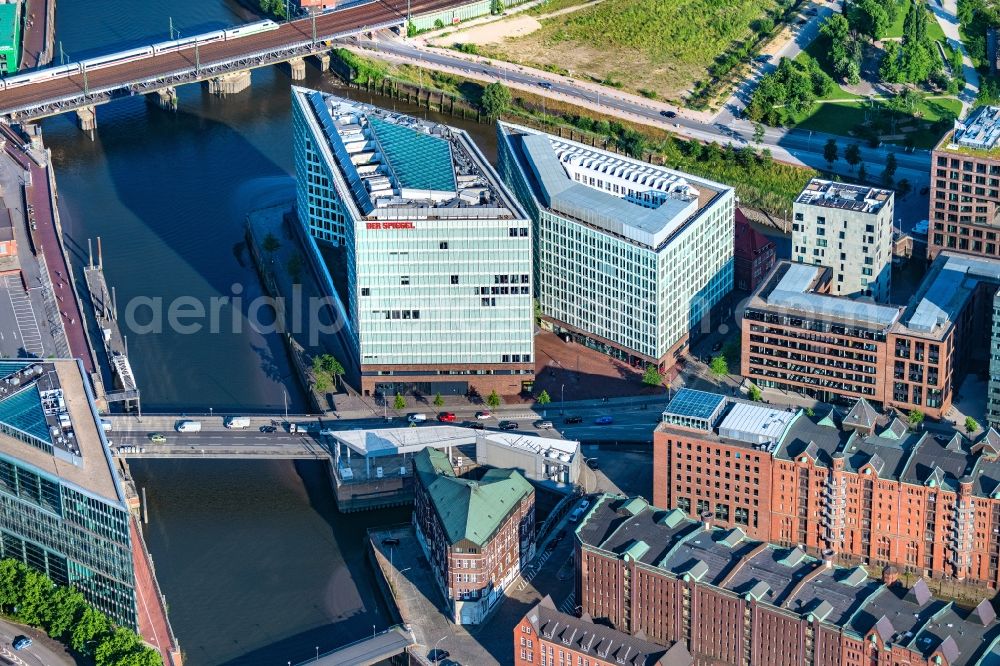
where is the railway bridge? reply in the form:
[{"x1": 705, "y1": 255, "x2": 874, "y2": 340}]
[{"x1": 0, "y1": 0, "x2": 468, "y2": 130}]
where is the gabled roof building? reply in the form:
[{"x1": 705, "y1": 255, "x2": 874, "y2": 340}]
[{"x1": 412, "y1": 447, "x2": 535, "y2": 624}]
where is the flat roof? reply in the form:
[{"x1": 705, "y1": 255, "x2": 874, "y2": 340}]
[
  {"x1": 0, "y1": 360, "x2": 122, "y2": 503},
  {"x1": 663, "y1": 388, "x2": 727, "y2": 423},
  {"x1": 795, "y1": 179, "x2": 892, "y2": 214},
  {"x1": 0, "y1": 4, "x2": 19, "y2": 61},
  {"x1": 499, "y1": 122, "x2": 729, "y2": 250},
  {"x1": 902, "y1": 252, "x2": 1000, "y2": 336},
  {"x1": 717, "y1": 402, "x2": 797, "y2": 448},
  {"x1": 948, "y1": 106, "x2": 1000, "y2": 151},
  {"x1": 329, "y1": 425, "x2": 475, "y2": 458},
  {"x1": 479, "y1": 432, "x2": 579, "y2": 461}
]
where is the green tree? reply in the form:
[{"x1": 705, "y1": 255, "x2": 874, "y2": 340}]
[
  {"x1": 850, "y1": 0, "x2": 891, "y2": 40},
  {"x1": 16, "y1": 567, "x2": 50, "y2": 625},
  {"x1": 318, "y1": 354, "x2": 345, "y2": 389},
  {"x1": 897, "y1": 178, "x2": 912, "y2": 197},
  {"x1": 845, "y1": 143, "x2": 862, "y2": 170},
  {"x1": 823, "y1": 139, "x2": 839, "y2": 168},
  {"x1": 882, "y1": 153, "x2": 898, "y2": 186},
  {"x1": 71, "y1": 605, "x2": 111, "y2": 654},
  {"x1": 287, "y1": 253, "x2": 304, "y2": 283},
  {"x1": 748, "y1": 385, "x2": 763, "y2": 402},
  {"x1": 642, "y1": 364, "x2": 664, "y2": 386},
  {"x1": 95, "y1": 627, "x2": 142, "y2": 666},
  {"x1": 261, "y1": 232, "x2": 281, "y2": 261},
  {"x1": 42, "y1": 586, "x2": 86, "y2": 640},
  {"x1": 907, "y1": 409, "x2": 925, "y2": 429},
  {"x1": 753, "y1": 123, "x2": 765, "y2": 145},
  {"x1": 407, "y1": 21, "x2": 417, "y2": 38},
  {"x1": 966, "y1": 416, "x2": 981, "y2": 433},
  {"x1": 537, "y1": 390, "x2": 551, "y2": 405},
  {"x1": 481, "y1": 81, "x2": 512, "y2": 119},
  {"x1": 805, "y1": 407, "x2": 815, "y2": 417},
  {"x1": 709, "y1": 355, "x2": 729, "y2": 377},
  {"x1": 0, "y1": 558, "x2": 19, "y2": 609},
  {"x1": 491, "y1": 0, "x2": 504, "y2": 13},
  {"x1": 487, "y1": 390, "x2": 502, "y2": 409},
  {"x1": 433, "y1": 392, "x2": 445, "y2": 408},
  {"x1": 393, "y1": 393, "x2": 406, "y2": 410}
]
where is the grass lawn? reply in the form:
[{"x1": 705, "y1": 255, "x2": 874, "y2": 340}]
[
  {"x1": 480, "y1": 0, "x2": 781, "y2": 99},
  {"x1": 793, "y1": 49, "x2": 862, "y2": 100},
  {"x1": 527, "y1": 0, "x2": 596, "y2": 14},
  {"x1": 884, "y1": 4, "x2": 946, "y2": 40},
  {"x1": 793, "y1": 96, "x2": 961, "y2": 148}
]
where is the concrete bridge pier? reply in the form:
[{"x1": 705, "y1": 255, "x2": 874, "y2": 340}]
[
  {"x1": 152, "y1": 86, "x2": 178, "y2": 111},
  {"x1": 207, "y1": 69, "x2": 252, "y2": 95},
  {"x1": 76, "y1": 106, "x2": 96, "y2": 136},
  {"x1": 287, "y1": 56, "x2": 307, "y2": 80},
  {"x1": 311, "y1": 52, "x2": 331, "y2": 72}
]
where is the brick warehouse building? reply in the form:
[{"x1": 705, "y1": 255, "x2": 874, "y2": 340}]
[
  {"x1": 575, "y1": 493, "x2": 1000, "y2": 665},
  {"x1": 742, "y1": 254, "x2": 1000, "y2": 420},
  {"x1": 412, "y1": 447, "x2": 535, "y2": 624},
  {"x1": 653, "y1": 387, "x2": 1000, "y2": 587},
  {"x1": 733, "y1": 209, "x2": 776, "y2": 293}
]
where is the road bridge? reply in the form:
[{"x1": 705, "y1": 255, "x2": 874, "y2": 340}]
[{"x1": 0, "y1": 0, "x2": 467, "y2": 127}]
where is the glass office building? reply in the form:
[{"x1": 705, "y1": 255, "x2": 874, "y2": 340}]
[
  {"x1": 0, "y1": 360, "x2": 136, "y2": 628},
  {"x1": 292, "y1": 88, "x2": 534, "y2": 397},
  {"x1": 497, "y1": 122, "x2": 735, "y2": 369}
]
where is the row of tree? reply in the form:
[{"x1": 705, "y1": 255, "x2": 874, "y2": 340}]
[
  {"x1": 881, "y1": 0, "x2": 942, "y2": 84},
  {"x1": 0, "y1": 559, "x2": 160, "y2": 666},
  {"x1": 746, "y1": 57, "x2": 835, "y2": 126}
]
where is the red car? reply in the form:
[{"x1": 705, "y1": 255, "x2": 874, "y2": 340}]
[{"x1": 438, "y1": 412, "x2": 457, "y2": 422}]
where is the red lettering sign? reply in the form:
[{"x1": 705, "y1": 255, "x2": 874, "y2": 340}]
[{"x1": 366, "y1": 222, "x2": 415, "y2": 230}]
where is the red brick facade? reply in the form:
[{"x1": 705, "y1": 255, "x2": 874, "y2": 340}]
[{"x1": 929, "y1": 137, "x2": 1000, "y2": 261}]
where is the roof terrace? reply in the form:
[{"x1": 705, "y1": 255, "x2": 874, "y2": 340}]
[{"x1": 795, "y1": 179, "x2": 892, "y2": 214}]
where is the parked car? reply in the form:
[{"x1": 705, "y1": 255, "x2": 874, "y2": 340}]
[
  {"x1": 382, "y1": 537, "x2": 400, "y2": 546},
  {"x1": 660, "y1": 110, "x2": 677, "y2": 118},
  {"x1": 538, "y1": 81, "x2": 553, "y2": 89},
  {"x1": 259, "y1": 425, "x2": 277, "y2": 433},
  {"x1": 438, "y1": 412, "x2": 457, "y2": 422},
  {"x1": 595, "y1": 415, "x2": 614, "y2": 425},
  {"x1": 428, "y1": 648, "x2": 450, "y2": 663},
  {"x1": 148, "y1": 433, "x2": 166, "y2": 443},
  {"x1": 12, "y1": 637, "x2": 32, "y2": 651},
  {"x1": 499, "y1": 420, "x2": 518, "y2": 431},
  {"x1": 564, "y1": 415, "x2": 583, "y2": 424},
  {"x1": 586, "y1": 458, "x2": 600, "y2": 470},
  {"x1": 467, "y1": 421, "x2": 486, "y2": 430},
  {"x1": 534, "y1": 420, "x2": 554, "y2": 429},
  {"x1": 475, "y1": 410, "x2": 492, "y2": 420},
  {"x1": 407, "y1": 413, "x2": 428, "y2": 423}
]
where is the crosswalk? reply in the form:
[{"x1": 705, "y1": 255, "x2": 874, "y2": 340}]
[
  {"x1": 516, "y1": 547, "x2": 555, "y2": 591},
  {"x1": 5, "y1": 276, "x2": 44, "y2": 356},
  {"x1": 558, "y1": 592, "x2": 576, "y2": 615}
]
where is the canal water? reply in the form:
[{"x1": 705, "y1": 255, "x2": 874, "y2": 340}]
[{"x1": 43, "y1": 3, "x2": 500, "y2": 664}]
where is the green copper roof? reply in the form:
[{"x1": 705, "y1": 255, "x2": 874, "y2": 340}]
[
  {"x1": 415, "y1": 448, "x2": 533, "y2": 547},
  {"x1": 0, "y1": 4, "x2": 20, "y2": 73},
  {"x1": 368, "y1": 117, "x2": 456, "y2": 193},
  {"x1": 620, "y1": 539, "x2": 650, "y2": 562},
  {"x1": 0, "y1": 384, "x2": 50, "y2": 444}
]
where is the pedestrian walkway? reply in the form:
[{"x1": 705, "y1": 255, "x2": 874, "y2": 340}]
[
  {"x1": 5, "y1": 275, "x2": 43, "y2": 356},
  {"x1": 930, "y1": 0, "x2": 980, "y2": 115}
]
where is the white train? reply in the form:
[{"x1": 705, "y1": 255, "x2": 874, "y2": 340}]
[{"x1": 0, "y1": 19, "x2": 281, "y2": 91}]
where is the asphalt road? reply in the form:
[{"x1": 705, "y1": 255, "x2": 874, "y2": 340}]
[
  {"x1": 0, "y1": 0, "x2": 469, "y2": 114},
  {"x1": 0, "y1": 619, "x2": 76, "y2": 666}
]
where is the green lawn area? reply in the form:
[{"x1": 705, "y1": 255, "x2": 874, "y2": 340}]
[
  {"x1": 482, "y1": 0, "x2": 781, "y2": 98},
  {"x1": 884, "y1": 5, "x2": 946, "y2": 40},
  {"x1": 527, "y1": 0, "x2": 595, "y2": 14},
  {"x1": 793, "y1": 50, "x2": 861, "y2": 100},
  {"x1": 793, "y1": 96, "x2": 961, "y2": 148}
]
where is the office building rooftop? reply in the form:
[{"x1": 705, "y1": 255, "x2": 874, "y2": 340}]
[
  {"x1": 297, "y1": 88, "x2": 521, "y2": 220},
  {"x1": 498, "y1": 122, "x2": 729, "y2": 249},
  {"x1": 901, "y1": 252, "x2": 1000, "y2": 337},
  {"x1": 660, "y1": 388, "x2": 799, "y2": 452},
  {"x1": 795, "y1": 179, "x2": 892, "y2": 214},
  {"x1": 0, "y1": 359, "x2": 121, "y2": 502},
  {"x1": 944, "y1": 106, "x2": 1000, "y2": 152}
]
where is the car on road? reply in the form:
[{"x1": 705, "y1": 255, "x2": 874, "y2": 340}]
[
  {"x1": 407, "y1": 413, "x2": 427, "y2": 423},
  {"x1": 428, "y1": 648, "x2": 450, "y2": 663},
  {"x1": 437, "y1": 412, "x2": 457, "y2": 422},
  {"x1": 586, "y1": 458, "x2": 600, "y2": 470},
  {"x1": 12, "y1": 637, "x2": 32, "y2": 651},
  {"x1": 148, "y1": 433, "x2": 166, "y2": 443},
  {"x1": 382, "y1": 537, "x2": 400, "y2": 546},
  {"x1": 259, "y1": 425, "x2": 277, "y2": 433},
  {"x1": 756, "y1": 54, "x2": 773, "y2": 62},
  {"x1": 466, "y1": 421, "x2": 486, "y2": 430},
  {"x1": 499, "y1": 420, "x2": 518, "y2": 431},
  {"x1": 711, "y1": 341, "x2": 724, "y2": 352},
  {"x1": 595, "y1": 415, "x2": 614, "y2": 425},
  {"x1": 475, "y1": 410, "x2": 492, "y2": 420},
  {"x1": 538, "y1": 81, "x2": 553, "y2": 89},
  {"x1": 534, "y1": 420, "x2": 554, "y2": 429},
  {"x1": 660, "y1": 110, "x2": 677, "y2": 118},
  {"x1": 564, "y1": 415, "x2": 583, "y2": 424}
]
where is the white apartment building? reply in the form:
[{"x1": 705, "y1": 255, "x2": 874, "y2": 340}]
[
  {"x1": 291, "y1": 88, "x2": 534, "y2": 397},
  {"x1": 792, "y1": 179, "x2": 894, "y2": 302},
  {"x1": 497, "y1": 122, "x2": 734, "y2": 370}
]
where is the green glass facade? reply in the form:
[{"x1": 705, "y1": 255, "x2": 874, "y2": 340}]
[{"x1": 0, "y1": 454, "x2": 136, "y2": 629}]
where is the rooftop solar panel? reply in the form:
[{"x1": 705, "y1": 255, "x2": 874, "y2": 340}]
[
  {"x1": 665, "y1": 388, "x2": 727, "y2": 420},
  {"x1": 368, "y1": 117, "x2": 456, "y2": 193},
  {"x1": 0, "y1": 384, "x2": 51, "y2": 445}
]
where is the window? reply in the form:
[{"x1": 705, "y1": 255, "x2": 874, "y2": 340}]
[
  {"x1": 440, "y1": 242, "x2": 449, "y2": 250},
  {"x1": 401, "y1": 276, "x2": 410, "y2": 286},
  {"x1": 361, "y1": 288, "x2": 370, "y2": 296},
  {"x1": 451, "y1": 275, "x2": 459, "y2": 285}
]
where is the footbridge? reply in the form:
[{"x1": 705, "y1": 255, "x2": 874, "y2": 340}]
[{"x1": 0, "y1": 0, "x2": 467, "y2": 127}]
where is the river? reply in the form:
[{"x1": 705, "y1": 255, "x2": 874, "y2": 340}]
[{"x1": 43, "y1": 2, "x2": 498, "y2": 664}]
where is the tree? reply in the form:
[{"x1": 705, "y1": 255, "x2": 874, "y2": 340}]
[
  {"x1": 71, "y1": 605, "x2": 111, "y2": 653},
  {"x1": 823, "y1": 139, "x2": 839, "y2": 168},
  {"x1": 287, "y1": 253, "x2": 304, "y2": 283},
  {"x1": 261, "y1": 232, "x2": 281, "y2": 263},
  {"x1": 820, "y1": 14, "x2": 862, "y2": 82},
  {"x1": 481, "y1": 81, "x2": 512, "y2": 119},
  {"x1": 95, "y1": 627, "x2": 142, "y2": 666},
  {"x1": 537, "y1": 390, "x2": 551, "y2": 405},
  {"x1": 966, "y1": 416, "x2": 981, "y2": 433},
  {"x1": 709, "y1": 355, "x2": 729, "y2": 377},
  {"x1": 406, "y1": 21, "x2": 417, "y2": 38},
  {"x1": 753, "y1": 123, "x2": 765, "y2": 145},
  {"x1": 642, "y1": 364, "x2": 664, "y2": 386},
  {"x1": 487, "y1": 390, "x2": 501, "y2": 409},
  {"x1": 748, "y1": 385, "x2": 762, "y2": 401},
  {"x1": 845, "y1": 143, "x2": 862, "y2": 170},
  {"x1": 433, "y1": 392, "x2": 444, "y2": 408},
  {"x1": 491, "y1": 0, "x2": 504, "y2": 13},
  {"x1": 805, "y1": 407, "x2": 815, "y2": 417},
  {"x1": 394, "y1": 392, "x2": 406, "y2": 410},
  {"x1": 897, "y1": 178, "x2": 912, "y2": 197},
  {"x1": 882, "y1": 153, "x2": 898, "y2": 186},
  {"x1": 850, "y1": 0, "x2": 891, "y2": 40},
  {"x1": 907, "y1": 409, "x2": 925, "y2": 429},
  {"x1": 43, "y1": 586, "x2": 86, "y2": 640}
]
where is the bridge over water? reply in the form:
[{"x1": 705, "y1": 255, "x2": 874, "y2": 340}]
[{"x1": 0, "y1": 0, "x2": 466, "y2": 129}]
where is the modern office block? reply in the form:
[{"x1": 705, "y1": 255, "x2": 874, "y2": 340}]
[
  {"x1": 0, "y1": 359, "x2": 137, "y2": 628},
  {"x1": 792, "y1": 179, "x2": 894, "y2": 302},
  {"x1": 497, "y1": 122, "x2": 734, "y2": 371},
  {"x1": 292, "y1": 88, "x2": 534, "y2": 397}
]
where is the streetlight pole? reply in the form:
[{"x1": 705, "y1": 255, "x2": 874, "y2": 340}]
[
  {"x1": 195, "y1": 40, "x2": 200, "y2": 74},
  {"x1": 312, "y1": 14, "x2": 317, "y2": 46},
  {"x1": 432, "y1": 636, "x2": 447, "y2": 663},
  {"x1": 82, "y1": 62, "x2": 88, "y2": 96},
  {"x1": 283, "y1": 386, "x2": 289, "y2": 423},
  {"x1": 561, "y1": 383, "x2": 565, "y2": 414}
]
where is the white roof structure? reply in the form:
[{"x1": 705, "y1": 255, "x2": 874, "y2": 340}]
[
  {"x1": 479, "y1": 432, "x2": 580, "y2": 462},
  {"x1": 717, "y1": 403, "x2": 797, "y2": 448},
  {"x1": 329, "y1": 425, "x2": 475, "y2": 458}
]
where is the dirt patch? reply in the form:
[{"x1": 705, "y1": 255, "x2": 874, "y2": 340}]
[{"x1": 430, "y1": 15, "x2": 542, "y2": 47}]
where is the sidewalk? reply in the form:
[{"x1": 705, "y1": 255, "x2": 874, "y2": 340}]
[{"x1": 929, "y1": 0, "x2": 980, "y2": 115}]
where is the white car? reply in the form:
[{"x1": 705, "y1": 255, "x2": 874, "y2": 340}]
[
  {"x1": 407, "y1": 413, "x2": 427, "y2": 423},
  {"x1": 475, "y1": 411, "x2": 492, "y2": 420},
  {"x1": 534, "y1": 420, "x2": 554, "y2": 429}
]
